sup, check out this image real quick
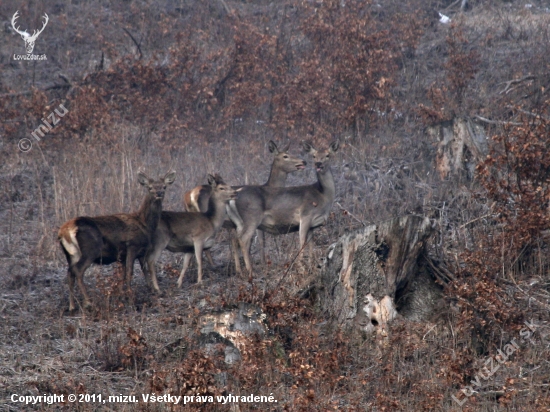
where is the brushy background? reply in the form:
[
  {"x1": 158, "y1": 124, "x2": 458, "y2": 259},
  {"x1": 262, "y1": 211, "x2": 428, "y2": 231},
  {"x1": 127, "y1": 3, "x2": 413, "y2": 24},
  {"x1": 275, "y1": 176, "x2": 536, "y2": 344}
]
[{"x1": 1, "y1": 0, "x2": 549, "y2": 410}]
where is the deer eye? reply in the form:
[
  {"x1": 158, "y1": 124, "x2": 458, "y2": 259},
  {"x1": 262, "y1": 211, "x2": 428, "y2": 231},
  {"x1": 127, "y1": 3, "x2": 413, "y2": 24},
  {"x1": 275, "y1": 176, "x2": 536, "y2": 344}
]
[{"x1": 283, "y1": 155, "x2": 289, "y2": 159}]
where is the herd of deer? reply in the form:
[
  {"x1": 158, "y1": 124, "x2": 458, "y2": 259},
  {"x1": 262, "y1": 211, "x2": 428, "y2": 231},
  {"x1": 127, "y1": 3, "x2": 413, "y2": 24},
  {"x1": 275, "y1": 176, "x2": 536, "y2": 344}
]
[{"x1": 58, "y1": 140, "x2": 340, "y2": 311}]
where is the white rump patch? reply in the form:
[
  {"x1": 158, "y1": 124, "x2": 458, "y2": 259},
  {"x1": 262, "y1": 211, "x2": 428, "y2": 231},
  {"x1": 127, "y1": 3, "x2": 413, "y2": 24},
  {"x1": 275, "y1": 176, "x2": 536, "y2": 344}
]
[
  {"x1": 61, "y1": 226, "x2": 81, "y2": 263},
  {"x1": 190, "y1": 190, "x2": 200, "y2": 212}
]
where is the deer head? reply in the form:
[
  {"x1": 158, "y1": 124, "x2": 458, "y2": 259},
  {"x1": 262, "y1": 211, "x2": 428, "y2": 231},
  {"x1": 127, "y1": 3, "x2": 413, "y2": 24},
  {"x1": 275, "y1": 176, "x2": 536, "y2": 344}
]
[
  {"x1": 137, "y1": 170, "x2": 176, "y2": 201},
  {"x1": 11, "y1": 11, "x2": 49, "y2": 54},
  {"x1": 301, "y1": 139, "x2": 340, "y2": 173}
]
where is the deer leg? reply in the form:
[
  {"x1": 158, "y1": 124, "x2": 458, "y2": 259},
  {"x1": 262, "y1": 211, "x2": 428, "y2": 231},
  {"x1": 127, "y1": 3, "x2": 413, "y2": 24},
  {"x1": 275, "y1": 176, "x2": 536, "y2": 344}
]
[
  {"x1": 67, "y1": 268, "x2": 77, "y2": 312},
  {"x1": 124, "y1": 251, "x2": 136, "y2": 292},
  {"x1": 139, "y1": 256, "x2": 159, "y2": 293},
  {"x1": 64, "y1": 253, "x2": 78, "y2": 312},
  {"x1": 147, "y1": 258, "x2": 160, "y2": 293},
  {"x1": 231, "y1": 233, "x2": 242, "y2": 275},
  {"x1": 194, "y1": 241, "x2": 205, "y2": 284},
  {"x1": 306, "y1": 229, "x2": 314, "y2": 266},
  {"x1": 257, "y1": 230, "x2": 266, "y2": 264},
  {"x1": 238, "y1": 227, "x2": 256, "y2": 276},
  {"x1": 177, "y1": 253, "x2": 193, "y2": 288},
  {"x1": 274, "y1": 234, "x2": 281, "y2": 262},
  {"x1": 138, "y1": 257, "x2": 148, "y2": 287},
  {"x1": 72, "y1": 257, "x2": 94, "y2": 310},
  {"x1": 298, "y1": 219, "x2": 312, "y2": 264},
  {"x1": 205, "y1": 249, "x2": 215, "y2": 267},
  {"x1": 142, "y1": 243, "x2": 165, "y2": 293}
]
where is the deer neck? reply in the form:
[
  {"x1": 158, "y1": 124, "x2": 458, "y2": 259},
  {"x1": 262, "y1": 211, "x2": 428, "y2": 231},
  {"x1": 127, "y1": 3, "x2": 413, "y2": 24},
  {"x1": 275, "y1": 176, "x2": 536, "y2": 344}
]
[
  {"x1": 138, "y1": 194, "x2": 163, "y2": 232},
  {"x1": 264, "y1": 164, "x2": 288, "y2": 187},
  {"x1": 205, "y1": 195, "x2": 227, "y2": 230},
  {"x1": 316, "y1": 165, "x2": 336, "y2": 198}
]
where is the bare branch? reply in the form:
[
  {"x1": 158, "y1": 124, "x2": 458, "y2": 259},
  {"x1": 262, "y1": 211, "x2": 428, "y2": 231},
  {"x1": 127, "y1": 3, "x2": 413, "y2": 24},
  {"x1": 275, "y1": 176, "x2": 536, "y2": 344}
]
[
  {"x1": 218, "y1": 0, "x2": 231, "y2": 15},
  {"x1": 123, "y1": 28, "x2": 143, "y2": 60},
  {"x1": 443, "y1": 0, "x2": 461, "y2": 11},
  {"x1": 507, "y1": 106, "x2": 550, "y2": 122},
  {"x1": 499, "y1": 75, "x2": 536, "y2": 95},
  {"x1": 474, "y1": 115, "x2": 521, "y2": 126}
]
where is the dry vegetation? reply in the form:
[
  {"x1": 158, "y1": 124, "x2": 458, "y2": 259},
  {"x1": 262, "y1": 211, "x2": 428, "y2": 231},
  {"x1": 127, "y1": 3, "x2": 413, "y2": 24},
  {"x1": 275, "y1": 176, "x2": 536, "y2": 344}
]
[{"x1": 1, "y1": 0, "x2": 550, "y2": 410}]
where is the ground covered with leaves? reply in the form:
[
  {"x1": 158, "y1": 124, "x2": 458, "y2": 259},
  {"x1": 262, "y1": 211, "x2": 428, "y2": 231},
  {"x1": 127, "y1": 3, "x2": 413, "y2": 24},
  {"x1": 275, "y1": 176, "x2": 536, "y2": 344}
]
[{"x1": 1, "y1": 0, "x2": 550, "y2": 410}]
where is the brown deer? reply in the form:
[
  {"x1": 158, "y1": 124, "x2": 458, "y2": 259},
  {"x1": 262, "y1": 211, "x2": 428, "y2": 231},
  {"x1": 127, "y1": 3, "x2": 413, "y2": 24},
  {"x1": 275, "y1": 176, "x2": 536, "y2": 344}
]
[
  {"x1": 144, "y1": 174, "x2": 237, "y2": 287},
  {"x1": 58, "y1": 171, "x2": 176, "y2": 311},
  {"x1": 183, "y1": 140, "x2": 306, "y2": 271},
  {"x1": 227, "y1": 140, "x2": 340, "y2": 275}
]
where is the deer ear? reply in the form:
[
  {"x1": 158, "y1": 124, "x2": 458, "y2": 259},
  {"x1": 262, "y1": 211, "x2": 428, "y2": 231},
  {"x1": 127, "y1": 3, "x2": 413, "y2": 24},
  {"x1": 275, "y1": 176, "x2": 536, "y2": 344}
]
[
  {"x1": 137, "y1": 172, "x2": 150, "y2": 186},
  {"x1": 207, "y1": 174, "x2": 217, "y2": 187},
  {"x1": 329, "y1": 140, "x2": 340, "y2": 153},
  {"x1": 268, "y1": 140, "x2": 278, "y2": 154},
  {"x1": 164, "y1": 171, "x2": 176, "y2": 185},
  {"x1": 301, "y1": 141, "x2": 314, "y2": 154},
  {"x1": 281, "y1": 142, "x2": 291, "y2": 152}
]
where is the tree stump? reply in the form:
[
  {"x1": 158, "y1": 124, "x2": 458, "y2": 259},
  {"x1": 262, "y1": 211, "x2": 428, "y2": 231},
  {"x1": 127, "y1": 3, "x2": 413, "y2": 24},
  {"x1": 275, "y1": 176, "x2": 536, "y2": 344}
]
[
  {"x1": 429, "y1": 117, "x2": 488, "y2": 180},
  {"x1": 318, "y1": 215, "x2": 440, "y2": 334}
]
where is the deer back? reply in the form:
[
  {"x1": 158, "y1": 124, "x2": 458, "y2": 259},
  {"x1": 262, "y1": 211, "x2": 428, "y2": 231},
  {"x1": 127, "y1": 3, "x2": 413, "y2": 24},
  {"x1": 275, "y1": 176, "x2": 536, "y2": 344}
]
[
  {"x1": 158, "y1": 174, "x2": 236, "y2": 252},
  {"x1": 229, "y1": 140, "x2": 339, "y2": 235}
]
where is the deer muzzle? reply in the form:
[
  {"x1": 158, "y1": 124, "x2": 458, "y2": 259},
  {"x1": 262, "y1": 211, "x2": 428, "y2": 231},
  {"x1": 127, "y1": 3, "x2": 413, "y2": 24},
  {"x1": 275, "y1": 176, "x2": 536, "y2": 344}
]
[{"x1": 296, "y1": 161, "x2": 307, "y2": 170}]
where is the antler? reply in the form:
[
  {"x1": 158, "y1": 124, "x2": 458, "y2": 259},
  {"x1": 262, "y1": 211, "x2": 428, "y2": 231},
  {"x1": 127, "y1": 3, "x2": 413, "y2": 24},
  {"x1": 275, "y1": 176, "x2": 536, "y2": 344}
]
[
  {"x1": 28, "y1": 13, "x2": 49, "y2": 41},
  {"x1": 11, "y1": 11, "x2": 29, "y2": 38}
]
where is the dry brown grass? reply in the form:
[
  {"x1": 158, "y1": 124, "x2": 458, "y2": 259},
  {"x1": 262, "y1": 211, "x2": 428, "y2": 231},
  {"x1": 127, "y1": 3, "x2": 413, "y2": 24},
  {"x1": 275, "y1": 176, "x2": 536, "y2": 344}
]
[
  {"x1": 1, "y1": 127, "x2": 549, "y2": 411},
  {"x1": 1, "y1": 0, "x2": 550, "y2": 411}
]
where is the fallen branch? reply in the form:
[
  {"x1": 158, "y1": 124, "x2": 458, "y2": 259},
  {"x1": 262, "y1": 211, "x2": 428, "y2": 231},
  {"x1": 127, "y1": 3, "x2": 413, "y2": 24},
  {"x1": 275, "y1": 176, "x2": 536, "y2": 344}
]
[
  {"x1": 443, "y1": 0, "x2": 461, "y2": 11},
  {"x1": 499, "y1": 75, "x2": 535, "y2": 95},
  {"x1": 219, "y1": 0, "x2": 231, "y2": 14},
  {"x1": 423, "y1": 254, "x2": 455, "y2": 283},
  {"x1": 459, "y1": 213, "x2": 493, "y2": 228},
  {"x1": 507, "y1": 106, "x2": 550, "y2": 122},
  {"x1": 474, "y1": 115, "x2": 521, "y2": 126}
]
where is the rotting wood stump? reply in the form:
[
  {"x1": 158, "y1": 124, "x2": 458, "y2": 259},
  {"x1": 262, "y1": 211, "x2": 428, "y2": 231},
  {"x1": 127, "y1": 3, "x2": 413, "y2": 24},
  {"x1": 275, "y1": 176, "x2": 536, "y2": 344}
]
[
  {"x1": 429, "y1": 117, "x2": 488, "y2": 180},
  {"x1": 318, "y1": 215, "x2": 442, "y2": 334}
]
